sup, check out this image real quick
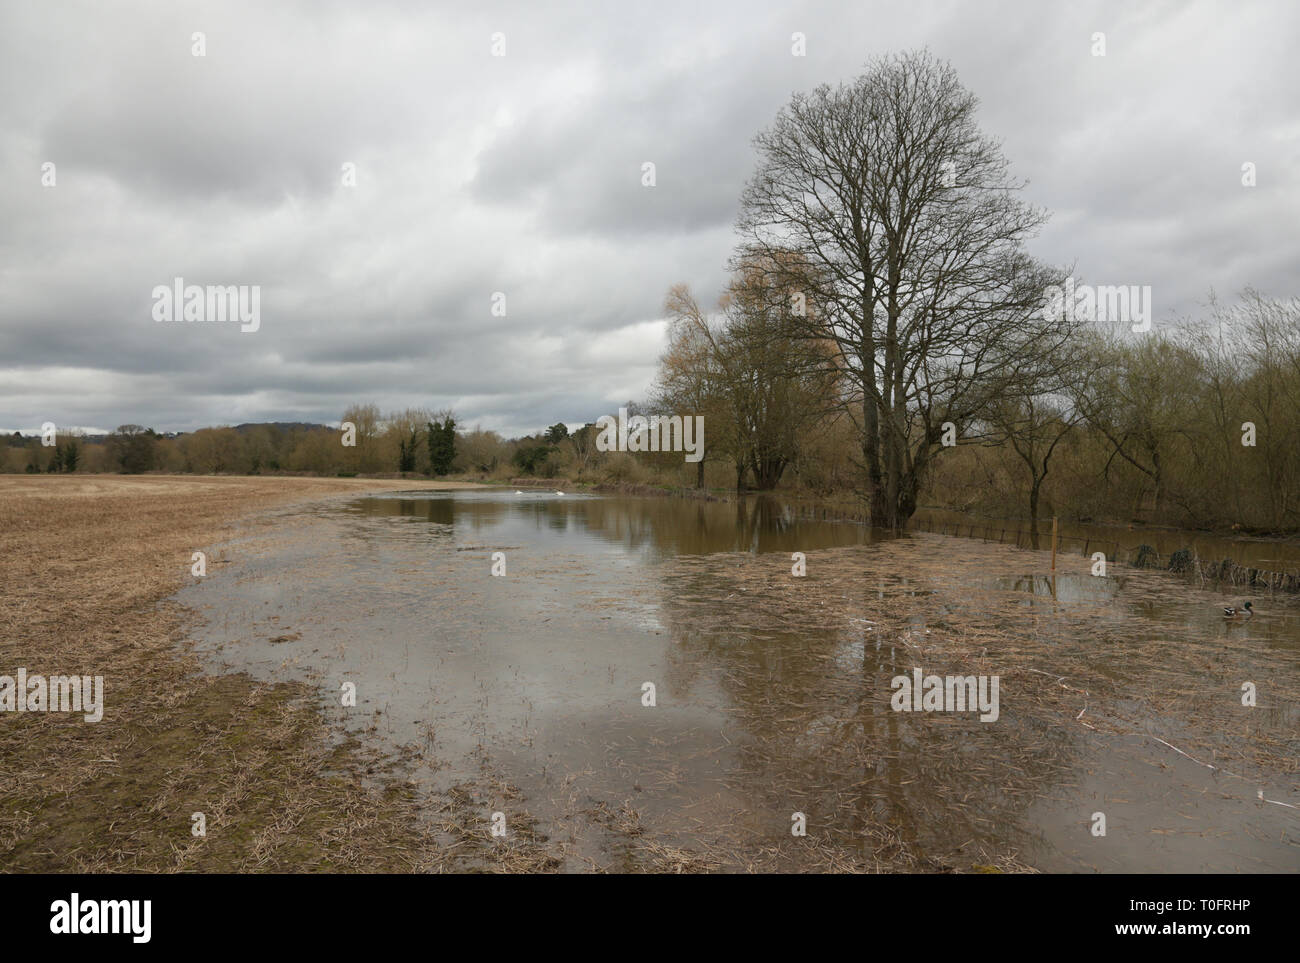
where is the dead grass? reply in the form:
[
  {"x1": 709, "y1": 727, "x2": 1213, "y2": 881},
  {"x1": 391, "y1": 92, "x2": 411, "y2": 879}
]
[{"x1": 0, "y1": 474, "x2": 489, "y2": 872}]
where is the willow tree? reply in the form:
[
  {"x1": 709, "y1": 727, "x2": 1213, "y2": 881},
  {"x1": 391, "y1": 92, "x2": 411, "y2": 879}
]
[
  {"x1": 662, "y1": 264, "x2": 837, "y2": 492},
  {"x1": 737, "y1": 50, "x2": 1071, "y2": 529},
  {"x1": 1076, "y1": 332, "x2": 1206, "y2": 522},
  {"x1": 657, "y1": 286, "x2": 725, "y2": 488}
]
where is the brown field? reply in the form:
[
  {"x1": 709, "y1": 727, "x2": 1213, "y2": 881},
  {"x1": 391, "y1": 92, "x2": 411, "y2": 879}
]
[{"x1": 0, "y1": 474, "x2": 484, "y2": 872}]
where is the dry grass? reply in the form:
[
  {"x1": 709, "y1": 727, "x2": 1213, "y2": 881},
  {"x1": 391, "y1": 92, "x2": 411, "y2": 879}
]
[{"x1": 0, "y1": 474, "x2": 488, "y2": 872}]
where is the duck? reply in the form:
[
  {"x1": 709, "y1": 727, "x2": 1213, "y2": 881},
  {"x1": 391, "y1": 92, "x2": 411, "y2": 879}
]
[
  {"x1": 1223, "y1": 601, "x2": 1254, "y2": 618},
  {"x1": 514, "y1": 490, "x2": 524, "y2": 495},
  {"x1": 554, "y1": 490, "x2": 565, "y2": 496}
]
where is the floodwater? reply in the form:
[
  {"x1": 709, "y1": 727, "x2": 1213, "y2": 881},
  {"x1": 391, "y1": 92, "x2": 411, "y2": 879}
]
[{"x1": 177, "y1": 490, "x2": 1300, "y2": 872}]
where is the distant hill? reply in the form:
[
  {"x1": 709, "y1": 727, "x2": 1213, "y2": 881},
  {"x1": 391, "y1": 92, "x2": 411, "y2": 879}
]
[
  {"x1": 231, "y1": 422, "x2": 332, "y2": 434},
  {"x1": 5, "y1": 422, "x2": 334, "y2": 442}
]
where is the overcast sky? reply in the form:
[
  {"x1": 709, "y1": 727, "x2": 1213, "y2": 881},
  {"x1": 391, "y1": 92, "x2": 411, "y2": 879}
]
[{"x1": 2, "y1": 0, "x2": 1296, "y2": 436}]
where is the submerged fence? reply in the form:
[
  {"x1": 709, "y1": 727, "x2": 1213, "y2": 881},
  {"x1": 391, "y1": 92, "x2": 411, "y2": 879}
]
[
  {"x1": 791, "y1": 504, "x2": 1300, "y2": 594},
  {"x1": 911, "y1": 516, "x2": 1118, "y2": 560},
  {"x1": 908, "y1": 515, "x2": 1300, "y2": 594}
]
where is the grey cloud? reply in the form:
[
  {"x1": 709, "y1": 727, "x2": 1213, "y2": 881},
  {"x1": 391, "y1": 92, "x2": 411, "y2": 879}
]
[{"x1": 2, "y1": 0, "x2": 1298, "y2": 436}]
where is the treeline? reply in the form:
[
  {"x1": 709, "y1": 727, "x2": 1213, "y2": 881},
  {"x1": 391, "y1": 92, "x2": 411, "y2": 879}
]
[
  {"x1": 935, "y1": 292, "x2": 1300, "y2": 534},
  {"x1": 2, "y1": 409, "x2": 462, "y2": 478},
  {"x1": 0, "y1": 405, "x2": 722, "y2": 488},
  {"x1": 647, "y1": 274, "x2": 1300, "y2": 534},
  {"x1": 8, "y1": 282, "x2": 1296, "y2": 535}
]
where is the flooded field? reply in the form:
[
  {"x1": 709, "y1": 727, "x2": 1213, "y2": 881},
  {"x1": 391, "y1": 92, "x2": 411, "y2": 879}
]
[{"x1": 176, "y1": 489, "x2": 1300, "y2": 872}]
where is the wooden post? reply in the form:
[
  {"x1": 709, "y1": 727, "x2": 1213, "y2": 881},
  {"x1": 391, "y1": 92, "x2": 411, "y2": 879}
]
[{"x1": 1051, "y1": 516, "x2": 1058, "y2": 573}]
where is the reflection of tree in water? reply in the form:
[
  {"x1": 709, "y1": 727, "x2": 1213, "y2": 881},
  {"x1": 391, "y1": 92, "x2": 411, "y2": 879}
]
[
  {"x1": 349, "y1": 494, "x2": 463, "y2": 528},
  {"x1": 349, "y1": 492, "x2": 871, "y2": 560},
  {"x1": 580, "y1": 493, "x2": 872, "y2": 557},
  {"x1": 998, "y1": 574, "x2": 1125, "y2": 606},
  {"x1": 655, "y1": 552, "x2": 1077, "y2": 871}
]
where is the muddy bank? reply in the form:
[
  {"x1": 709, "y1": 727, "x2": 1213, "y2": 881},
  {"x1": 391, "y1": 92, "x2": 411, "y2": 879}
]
[{"x1": 0, "y1": 475, "x2": 489, "y2": 872}]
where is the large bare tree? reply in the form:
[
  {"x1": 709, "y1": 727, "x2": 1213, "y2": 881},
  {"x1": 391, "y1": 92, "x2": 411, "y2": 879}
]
[{"x1": 737, "y1": 50, "x2": 1071, "y2": 529}]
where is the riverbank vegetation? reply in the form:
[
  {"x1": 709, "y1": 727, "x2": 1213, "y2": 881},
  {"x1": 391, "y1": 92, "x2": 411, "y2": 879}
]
[{"x1": 9, "y1": 284, "x2": 1295, "y2": 537}]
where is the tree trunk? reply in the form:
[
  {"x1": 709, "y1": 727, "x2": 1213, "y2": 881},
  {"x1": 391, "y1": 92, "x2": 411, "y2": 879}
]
[
  {"x1": 864, "y1": 395, "x2": 886, "y2": 525},
  {"x1": 896, "y1": 468, "x2": 919, "y2": 526},
  {"x1": 752, "y1": 454, "x2": 786, "y2": 490},
  {"x1": 1029, "y1": 481, "x2": 1041, "y2": 550},
  {"x1": 1151, "y1": 449, "x2": 1164, "y2": 519}
]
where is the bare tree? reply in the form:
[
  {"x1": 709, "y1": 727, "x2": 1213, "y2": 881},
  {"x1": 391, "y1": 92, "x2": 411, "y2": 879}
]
[
  {"x1": 341, "y1": 403, "x2": 382, "y2": 473},
  {"x1": 1075, "y1": 332, "x2": 1203, "y2": 521},
  {"x1": 737, "y1": 49, "x2": 1070, "y2": 529},
  {"x1": 984, "y1": 397, "x2": 1080, "y2": 549}
]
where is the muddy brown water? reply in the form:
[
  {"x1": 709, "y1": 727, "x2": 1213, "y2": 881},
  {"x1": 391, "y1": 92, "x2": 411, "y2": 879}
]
[{"x1": 176, "y1": 490, "x2": 1300, "y2": 872}]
